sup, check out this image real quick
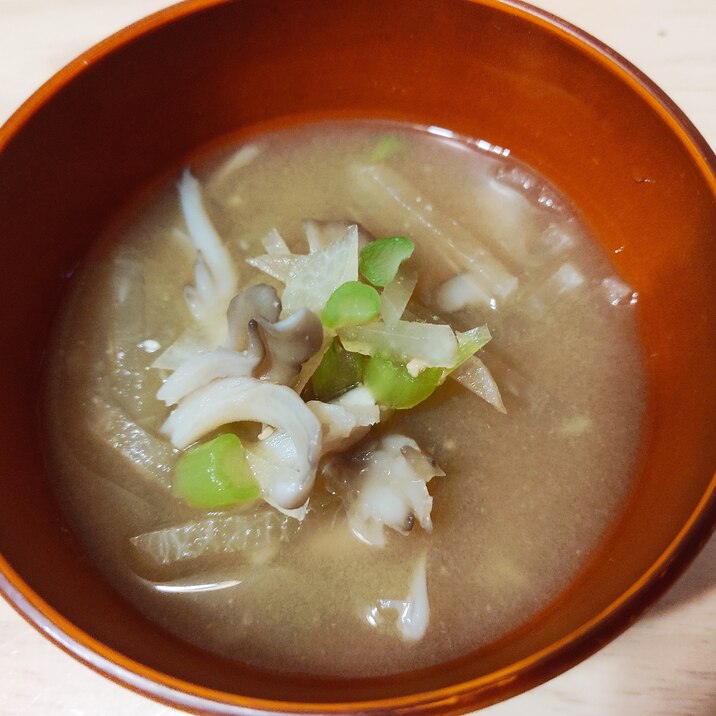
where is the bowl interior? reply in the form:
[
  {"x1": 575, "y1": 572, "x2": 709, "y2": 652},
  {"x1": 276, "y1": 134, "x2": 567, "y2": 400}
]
[{"x1": 0, "y1": 0, "x2": 714, "y2": 711}]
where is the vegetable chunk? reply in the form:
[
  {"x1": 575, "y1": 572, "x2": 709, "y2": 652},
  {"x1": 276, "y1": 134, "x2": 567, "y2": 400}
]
[
  {"x1": 174, "y1": 433, "x2": 260, "y2": 508},
  {"x1": 359, "y1": 236, "x2": 415, "y2": 287},
  {"x1": 321, "y1": 281, "x2": 381, "y2": 329}
]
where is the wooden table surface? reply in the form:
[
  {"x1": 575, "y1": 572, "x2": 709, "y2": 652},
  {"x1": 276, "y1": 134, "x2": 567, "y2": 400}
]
[{"x1": 0, "y1": 1, "x2": 714, "y2": 714}]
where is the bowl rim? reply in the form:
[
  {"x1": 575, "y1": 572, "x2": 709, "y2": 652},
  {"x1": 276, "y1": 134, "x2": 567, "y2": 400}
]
[{"x1": 0, "y1": 0, "x2": 714, "y2": 713}]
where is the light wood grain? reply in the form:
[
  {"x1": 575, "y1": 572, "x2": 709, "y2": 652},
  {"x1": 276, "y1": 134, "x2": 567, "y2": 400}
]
[{"x1": 0, "y1": 1, "x2": 714, "y2": 714}]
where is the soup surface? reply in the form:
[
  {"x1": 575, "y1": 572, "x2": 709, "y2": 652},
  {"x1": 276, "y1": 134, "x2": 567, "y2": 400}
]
[{"x1": 46, "y1": 121, "x2": 644, "y2": 676}]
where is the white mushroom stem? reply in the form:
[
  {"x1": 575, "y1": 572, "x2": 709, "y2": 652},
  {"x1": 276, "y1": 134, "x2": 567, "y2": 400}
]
[
  {"x1": 178, "y1": 169, "x2": 238, "y2": 324},
  {"x1": 399, "y1": 554, "x2": 430, "y2": 641},
  {"x1": 244, "y1": 433, "x2": 311, "y2": 520},
  {"x1": 162, "y1": 377, "x2": 322, "y2": 509},
  {"x1": 152, "y1": 170, "x2": 239, "y2": 368},
  {"x1": 307, "y1": 386, "x2": 381, "y2": 455},
  {"x1": 156, "y1": 329, "x2": 264, "y2": 406},
  {"x1": 363, "y1": 554, "x2": 430, "y2": 642}
]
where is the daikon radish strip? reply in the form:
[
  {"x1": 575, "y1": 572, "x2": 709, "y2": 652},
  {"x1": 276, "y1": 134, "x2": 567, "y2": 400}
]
[{"x1": 339, "y1": 320, "x2": 458, "y2": 367}]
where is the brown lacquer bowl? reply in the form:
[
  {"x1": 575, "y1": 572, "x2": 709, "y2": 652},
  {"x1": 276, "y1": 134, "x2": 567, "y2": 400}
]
[{"x1": 0, "y1": 0, "x2": 714, "y2": 713}]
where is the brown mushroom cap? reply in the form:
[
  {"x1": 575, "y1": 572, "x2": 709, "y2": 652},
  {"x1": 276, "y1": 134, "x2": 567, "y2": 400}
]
[
  {"x1": 226, "y1": 283, "x2": 281, "y2": 351},
  {"x1": 257, "y1": 308, "x2": 324, "y2": 385},
  {"x1": 226, "y1": 283, "x2": 323, "y2": 386}
]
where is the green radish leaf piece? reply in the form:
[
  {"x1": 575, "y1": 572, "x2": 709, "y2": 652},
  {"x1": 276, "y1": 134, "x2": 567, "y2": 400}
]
[
  {"x1": 359, "y1": 236, "x2": 415, "y2": 287},
  {"x1": 321, "y1": 281, "x2": 381, "y2": 329},
  {"x1": 174, "y1": 433, "x2": 260, "y2": 509}
]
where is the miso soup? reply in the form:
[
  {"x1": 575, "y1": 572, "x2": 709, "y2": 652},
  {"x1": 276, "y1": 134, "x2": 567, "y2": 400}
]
[{"x1": 46, "y1": 121, "x2": 644, "y2": 676}]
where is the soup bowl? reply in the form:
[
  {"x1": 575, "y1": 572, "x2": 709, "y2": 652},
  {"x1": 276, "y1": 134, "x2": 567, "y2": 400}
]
[{"x1": 0, "y1": 0, "x2": 714, "y2": 713}]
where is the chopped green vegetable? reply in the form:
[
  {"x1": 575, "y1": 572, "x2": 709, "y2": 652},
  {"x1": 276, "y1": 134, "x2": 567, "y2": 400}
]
[
  {"x1": 367, "y1": 135, "x2": 404, "y2": 163},
  {"x1": 364, "y1": 355, "x2": 445, "y2": 409},
  {"x1": 361, "y1": 323, "x2": 492, "y2": 410},
  {"x1": 321, "y1": 281, "x2": 381, "y2": 329},
  {"x1": 338, "y1": 319, "x2": 458, "y2": 367},
  {"x1": 359, "y1": 236, "x2": 415, "y2": 287},
  {"x1": 310, "y1": 338, "x2": 367, "y2": 401},
  {"x1": 174, "y1": 433, "x2": 260, "y2": 508}
]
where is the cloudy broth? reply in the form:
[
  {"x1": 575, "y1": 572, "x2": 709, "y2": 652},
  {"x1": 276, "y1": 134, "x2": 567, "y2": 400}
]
[{"x1": 46, "y1": 121, "x2": 644, "y2": 676}]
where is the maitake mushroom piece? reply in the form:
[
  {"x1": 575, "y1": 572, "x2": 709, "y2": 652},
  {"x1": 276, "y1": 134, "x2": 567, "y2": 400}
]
[
  {"x1": 257, "y1": 308, "x2": 324, "y2": 385},
  {"x1": 324, "y1": 434, "x2": 444, "y2": 548},
  {"x1": 156, "y1": 321, "x2": 265, "y2": 406},
  {"x1": 162, "y1": 376, "x2": 322, "y2": 510},
  {"x1": 307, "y1": 386, "x2": 381, "y2": 455},
  {"x1": 157, "y1": 282, "x2": 326, "y2": 511},
  {"x1": 177, "y1": 169, "x2": 238, "y2": 330},
  {"x1": 157, "y1": 283, "x2": 323, "y2": 407},
  {"x1": 152, "y1": 170, "x2": 241, "y2": 371},
  {"x1": 227, "y1": 283, "x2": 323, "y2": 385},
  {"x1": 225, "y1": 284, "x2": 281, "y2": 350},
  {"x1": 362, "y1": 554, "x2": 430, "y2": 642}
]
